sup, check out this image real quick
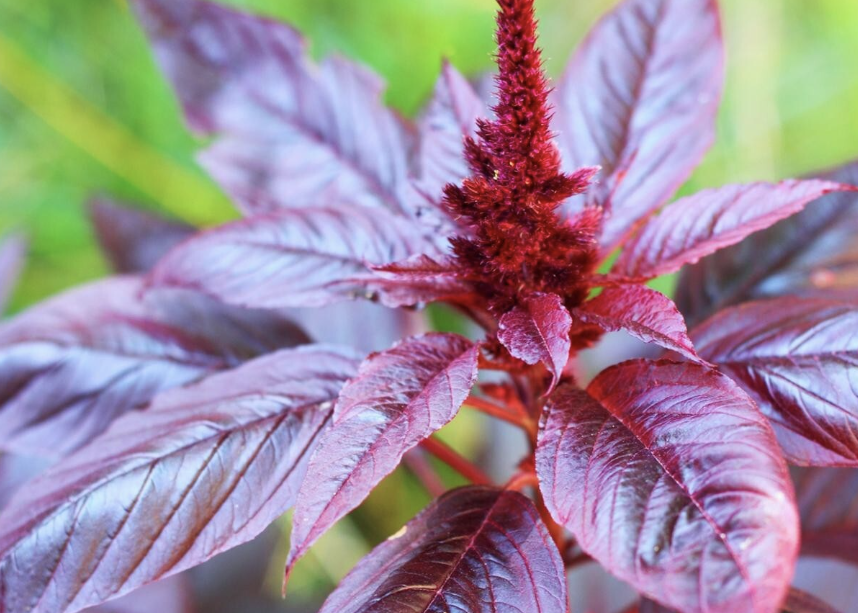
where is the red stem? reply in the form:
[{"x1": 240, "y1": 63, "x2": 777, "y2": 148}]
[
  {"x1": 420, "y1": 437, "x2": 492, "y2": 486},
  {"x1": 403, "y1": 450, "x2": 446, "y2": 498},
  {"x1": 464, "y1": 395, "x2": 527, "y2": 428}
]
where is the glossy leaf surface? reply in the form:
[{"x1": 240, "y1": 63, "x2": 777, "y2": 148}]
[
  {"x1": 554, "y1": 0, "x2": 723, "y2": 249},
  {"x1": 676, "y1": 162, "x2": 858, "y2": 327},
  {"x1": 0, "y1": 346, "x2": 359, "y2": 613},
  {"x1": 537, "y1": 360, "x2": 798, "y2": 613},
  {"x1": 498, "y1": 293, "x2": 572, "y2": 390},
  {"x1": 411, "y1": 62, "x2": 485, "y2": 219},
  {"x1": 90, "y1": 199, "x2": 195, "y2": 274},
  {"x1": 614, "y1": 181, "x2": 851, "y2": 279},
  {"x1": 134, "y1": 0, "x2": 415, "y2": 218},
  {"x1": 573, "y1": 285, "x2": 704, "y2": 363},
  {"x1": 318, "y1": 486, "x2": 567, "y2": 613},
  {"x1": 693, "y1": 298, "x2": 858, "y2": 466},
  {"x1": 149, "y1": 206, "x2": 433, "y2": 309},
  {"x1": 0, "y1": 277, "x2": 307, "y2": 456},
  {"x1": 287, "y1": 333, "x2": 479, "y2": 575}
]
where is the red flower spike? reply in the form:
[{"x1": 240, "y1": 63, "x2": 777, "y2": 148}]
[{"x1": 445, "y1": 0, "x2": 602, "y2": 311}]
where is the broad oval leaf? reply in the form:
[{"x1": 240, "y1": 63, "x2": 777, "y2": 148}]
[
  {"x1": 0, "y1": 276, "x2": 307, "y2": 456},
  {"x1": 537, "y1": 360, "x2": 798, "y2": 613},
  {"x1": 693, "y1": 298, "x2": 858, "y2": 466},
  {"x1": 613, "y1": 181, "x2": 852, "y2": 279},
  {"x1": 554, "y1": 0, "x2": 723, "y2": 250},
  {"x1": 149, "y1": 206, "x2": 434, "y2": 309},
  {"x1": 0, "y1": 234, "x2": 26, "y2": 315},
  {"x1": 573, "y1": 285, "x2": 705, "y2": 364},
  {"x1": 792, "y1": 466, "x2": 858, "y2": 565},
  {"x1": 498, "y1": 293, "x2": 572, "y2": 391},
  {"x1": 134, "y1": 0, "x2": 415, "y2": 218},
  {"x1": 90, "y1": 199, "x2": 195, "y2": 274},
  {"x1": 0, "y1": 345, "x2": 359, "y2": 613},
  {"x1": 411, "y1": 62, "x2": 485, "y2": 215},
  {"x1": 318, "y1": 486, "x2": 567, "y2": 613},
  {"x1": 676, "y1": 161, "x2": 858, "y2": 327},
  {"x1": 286, "y1": 333, "x2": 479, "y2": 575}
]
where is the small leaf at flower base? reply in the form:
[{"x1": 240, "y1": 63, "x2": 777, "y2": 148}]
[
  {"x1": 90, "y1": 199, "x2": 195, "y2": 274},
  {"x1": 573, "y1": 285, "x2": 706, "y2": 364},
  {"x1": 693, "y1": 298, "x2": 858, "y2": 466},
  {"x1": 0, "y1": 276, "x2": 308, "y2": 457},
  {"x1": 554, "y1": 0, "x2": 724, "y2": 250},
  {"x1": 133, "y1": 0, "x2": 415, "y2": 219},
  {"x1": 0, "y1": 345, "x2": 359, "y2": 613},
  {"x1": 536, "y1": 360, "x2": 798, "y2": 613},
  {"x1": 792, "y1": 466, "x2": 858, "y2": 565},
  {"x1": 676, "y1": 161, "x2": 858, "y2": 327},
  {"x1": 149, "y1": 206, "x2": 435, "y2": 309},
  {"x1": 498, "y1": 293, "x2": 572, "y2": 390},
  {"x1": 410, "y1": 62, "x2": 486, "y2": 219},
  {"x1": 286, "y1": 333, "x2": 479, "y2": 579},
  {"x1": 365, "y1": 254, "x2": 473, "y2": 308},
  {"x1": 613, "y1": 181, "x2": 854, "y2": 280},
  {"x1": 0, "y1": 234, "x2": 26, "y2": 315},
  {"x1": 317, "y1": 486, "x2": 567, "y2": 613}
]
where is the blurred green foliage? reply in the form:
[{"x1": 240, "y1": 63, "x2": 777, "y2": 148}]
[{"x1": 1, "y1": 0, "x2": 858, "y2": 309}]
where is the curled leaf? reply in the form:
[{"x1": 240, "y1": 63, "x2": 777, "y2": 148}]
[
  {"x1": 318, "y1": 486, "x2": 567, "y2": 613},
  {"x1": 537, "y1": 360, "x2": 798, "y2": 613}
]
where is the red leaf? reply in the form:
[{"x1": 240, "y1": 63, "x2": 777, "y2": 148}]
[
  {"x1": 781, "y1": 588, "x2": 843, "y2": 613},
  {"x1": 133, "y1": 0, "x2": 416, "y2": 219},
  {"x1": 676, "y1": 161, "x2": 858, "y2": 327},
  {"x1": 148, "y1": 206, "x2": 434, "y2": 309},
  {"x1": 536, "y1": 360, "x2": 798, "y2": 613},
  {"x1": 317, "y1": 486, "x2": 567, "y2": 613},
  {"x1": 554, "y1": 0, "x2": 724, "y2": 250},
  {"x1": 0, "y1": 345, "x2": 358, "y2": 613},
  {"x1": 410, "y1": 62, "x2": 486, "y2": 220},
  {"x1": 498, "y1": 293, "x2": 572, "y2": 390},
  {"x1": 0, "y1": 234, "x2": 26, "y2": 316},
  {"x1": 365, "y1": 254, "x2": 473, "y2": 308},
  {"x1": 693, "y1": 298, "x2": 858, "y2": 466},
  {"x1": 90, "y1": 199, "x2": 195, "y2": 274},
  {"x1": 573, "y1": 285, "x2": 705, "y2": 364},
  {"x1": 613, "y1": 181, "x2": 853, "y2": 279},
  {"x1": 286, "y1": 333, "x2": 479, "y2": 578},
  {"x1": 0, "y1": 277, "x2": 307, "y2": 457},
  {"x1": 792, "y1": 467, "x2": 858, "y2": 565}
]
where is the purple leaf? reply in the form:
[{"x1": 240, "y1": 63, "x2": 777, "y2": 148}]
[
  {"x1": 365, "y1": 254, "x2": 473, "y2": 308},
  {"x1": 573, "y1": 285, "x2": 705, "y2": 364},
  {"x1": 149, "y1": 206, "x2": 435, "y2": 309},
  {"x1": 90, "y1": 199, "x2": 195, "y2": 274},
  {"x1": 411, "y1": 62, "x2": 486, "y2": 217},
  {"x1": 0, "y1": 345, "x2": 359, "y2": 613},
  {"x1": 613, "y1": 181, "x2": 853, "y2": 279},
  {"x1": 536, "y1": 360, "x2": 798, "y2": 613},
  {"x1": 134, "y1": 0, "x2": 415, "y2": 218},
  {"x1": 792, "y1": 467, "x2": 858, "y2": 565},
  {"x1": 0, "y1": 234, "x2": 26, "y2": 316},
  {"x1": 780, "y1": 588, "x2": 843, "y2": 613},
  {"x1": 554, "y1": 0, "x2": 724, "y2": 250},
  {"x1": 0, "y1": 276, "x2": 308, "y2": 456},
  {"x1": 318, "y1": 486, "x2": 567, "y2": 613},
  {"x1": 286, "y1": 333, "x2": 479, "y2": 577},
  {"x1": 676, "y1": 161, "x2": 858, "y2": 327},
  {"x1": 693, "y1": 298, "x2": 858, "y2": 466},
  {"x1": 498, "y1": 293, "x2": 572, "y2": 390},
  {"x1": 0, "y1": 454, "x2": 51, "y2": 513}
]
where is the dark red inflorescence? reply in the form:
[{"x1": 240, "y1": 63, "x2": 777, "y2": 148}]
[{"x1": 444, "y1": 0, "x2": 601, "y2": 313}]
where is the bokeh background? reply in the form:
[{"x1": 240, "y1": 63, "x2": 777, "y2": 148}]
[{"x1": 1, "y1": 0, "x2": 858, "y2": 610}]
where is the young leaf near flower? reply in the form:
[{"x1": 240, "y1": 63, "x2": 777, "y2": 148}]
[{"x1": 2, "y1": 0, "x2": 858, "y2": 611}]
